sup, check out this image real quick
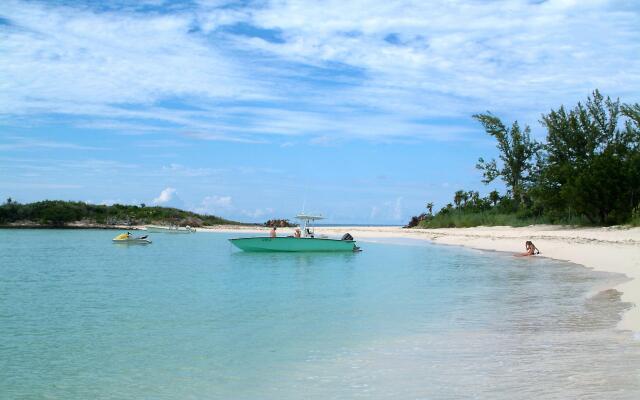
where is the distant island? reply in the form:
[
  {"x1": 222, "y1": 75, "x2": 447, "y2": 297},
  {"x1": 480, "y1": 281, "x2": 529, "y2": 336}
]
[
  {"x1": 0, "y1": 199, "x2": 242, "y2": 228},
  {"x1": 408, "y1": 90, "x2": 640, "y2": 228},
  {"x1": 264, "y1": 219, "x2": 295, "y2": 228}
]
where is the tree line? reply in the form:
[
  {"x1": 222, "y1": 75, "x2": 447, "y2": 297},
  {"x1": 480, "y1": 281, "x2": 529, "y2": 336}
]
[
  {"x1": 409, "y1": 90, "x2": 640, "y2": 228},
  {"x1": 0, "y1": 199, "x2": 238, "y2": 227}
]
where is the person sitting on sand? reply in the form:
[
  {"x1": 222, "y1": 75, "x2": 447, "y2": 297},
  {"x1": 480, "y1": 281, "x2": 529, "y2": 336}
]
[
  {"x1": 522, "y1": 240, "x2": 540, "y2": 256},
  {"x1": 294, "y1": 228, "x2": 301, "y2": 238},
  {"x1": 270, "y1": 226, "x2": 277, "y2": 238}
]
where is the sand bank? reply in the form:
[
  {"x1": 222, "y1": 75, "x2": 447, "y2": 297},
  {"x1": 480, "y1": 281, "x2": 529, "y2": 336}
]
[{"x1": 199, "y1": 224, "x2": 640, "y2": 333}]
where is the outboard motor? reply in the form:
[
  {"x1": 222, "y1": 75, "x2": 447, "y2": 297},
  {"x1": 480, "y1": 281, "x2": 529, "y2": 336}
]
[{"x1": 341, "y1": 233, "x2": 354, "y2": 241}]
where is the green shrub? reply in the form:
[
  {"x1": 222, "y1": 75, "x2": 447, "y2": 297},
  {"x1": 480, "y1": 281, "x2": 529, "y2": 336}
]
[{"x1": 0, "y1": 200, "x2": 241, "y2": 226}]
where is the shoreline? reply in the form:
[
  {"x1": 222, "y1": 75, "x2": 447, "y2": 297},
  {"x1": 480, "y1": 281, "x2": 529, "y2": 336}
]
[
  {"x1": 3, "y1": 223, "x2": 637, "y2": 332},
  {"x1": 0, "y1": 223, "x2": 254, "y2": 230},
  {"x1": 0, "y1": 224, "x2": 142, "y2": 230},
  {"x1": 197, "y1": 224, "x2": 640, "y2": 333}
]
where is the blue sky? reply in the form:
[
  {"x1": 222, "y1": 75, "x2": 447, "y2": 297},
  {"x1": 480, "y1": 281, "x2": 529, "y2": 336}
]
[{"x1": 1, "y1": 0, "x2": 639, "y2": 224}]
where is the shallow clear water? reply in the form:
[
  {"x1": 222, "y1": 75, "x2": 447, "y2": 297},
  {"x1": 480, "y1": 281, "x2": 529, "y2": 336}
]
[{"x1": 1, "y1": 229, "x2": 639, "y2": 399}]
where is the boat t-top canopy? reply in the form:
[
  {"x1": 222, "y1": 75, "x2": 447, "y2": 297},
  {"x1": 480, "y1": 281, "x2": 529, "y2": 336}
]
[
  {"x1": 295, "y1": 213, "x2": 323, "y2": 238},
  {"x1": 295, "y1": 213, "x2": 324, "y2": 221}
]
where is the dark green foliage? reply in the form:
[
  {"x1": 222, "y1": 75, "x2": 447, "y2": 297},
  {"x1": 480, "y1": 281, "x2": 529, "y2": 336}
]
[
  {"x1": 409, "y1": 90, "x2": 640, "y2": 228},
  {"x1": 0, "y1": 200, "x2": 239, "y2": 227},
  {"x1": 417, "y1": 189, "x2": 588, "y2": 228},
  {"x1": 405, "y1": 213, "x2": 429, "y2": 228},
  {"x1": 419, "y1": 209, "x2": 554, "y2": 228},
  {"x1": 264, "y1": 219, "x2": 294, "y2": 227},
  {"x1": 537, "y1": 90, "x2": 640, "y2": 224},
  {"x1": 426, "y1": 202, "x2": 434, "y2": 215},
  {"x1": 488, "y1": 190, "x2": 500, "y2": 206},
  {"x1": 473, "y1": 113, "x2": 541, "y2": 203},
  {"x1": 453, "y1": 190, "x2": 464, "y2": 207}
]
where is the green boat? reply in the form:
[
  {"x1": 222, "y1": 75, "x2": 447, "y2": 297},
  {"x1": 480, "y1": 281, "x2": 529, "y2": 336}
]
[
  {"x1": 229, "y1": 236, "x2": 357, "y2": 252},
  {"x1": 229, "y1": 214, "x2": 360, "y2": 252}
]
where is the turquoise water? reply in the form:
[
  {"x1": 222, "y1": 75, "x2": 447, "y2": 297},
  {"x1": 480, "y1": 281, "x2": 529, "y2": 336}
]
[{"x1": 1, "y1": 229, "x2": 639, "y2": 399}]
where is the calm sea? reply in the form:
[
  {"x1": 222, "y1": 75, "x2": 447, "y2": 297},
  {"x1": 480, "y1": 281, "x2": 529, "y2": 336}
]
[{"x1": 1, "y1": 229, "x2": 639, "y2": 399}]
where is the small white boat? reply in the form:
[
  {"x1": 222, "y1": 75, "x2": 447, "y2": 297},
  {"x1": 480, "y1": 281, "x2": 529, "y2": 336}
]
[
  {"x1": 112, "y1": 233, "x2": 152, "y2": 245},
  {"x1": 145, "y1": 225, "x2": 196, "y2": 234}
]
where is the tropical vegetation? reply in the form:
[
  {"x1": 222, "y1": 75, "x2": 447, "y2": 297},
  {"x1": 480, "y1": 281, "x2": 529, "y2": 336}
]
[
  {"x1": 0, "y1": 199, "x2": 239, "y2": 227},
  {"x1": 409, "y1": 90, "x2": 640, "y2": 228},
  {"x1": 264, "y1": 219, "x2": 295, "y2": 228}
]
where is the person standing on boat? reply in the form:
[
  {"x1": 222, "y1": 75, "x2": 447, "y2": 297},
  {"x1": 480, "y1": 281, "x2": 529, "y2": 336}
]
[
  {"x1": 270, "y1": 226, "x2": 277, "y2": 238},
  {"x1": 294, "y1": 228, "x2": 301, "y2": 238}
]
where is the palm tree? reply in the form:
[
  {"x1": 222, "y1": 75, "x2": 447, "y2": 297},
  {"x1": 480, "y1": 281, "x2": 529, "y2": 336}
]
[
  {"x1": 489, "y1": 190, "x2": 500, "y2": 207},
  {"x1": 426, "y1": 202, "x2": 434, "y2": 215},
  {"x1": 453, "y1": 190, "x2": 464, "y2": 208},
  {"x1": 468, "y1": 191, "x2": 480, "y2": 207},
  {"x1": 461, "y1": 191, "x2": 470, "y2": 207}
]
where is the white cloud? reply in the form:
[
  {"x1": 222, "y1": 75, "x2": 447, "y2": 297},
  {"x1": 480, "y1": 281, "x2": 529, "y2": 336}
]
[
  {"x1": 152, "y1": 187, "x2": 177, "y2": 205},
  {"x1": 202, "y1": 195, "x2": 232, "y2": 208},
  {"x1": 309, "y1": 135, "x2": 335, "y2": 146},
  {"x1": 161, "y1": 163, "x2": 221, "y2": 177},
  {"x1": 0, "y1": 1, "x2": 259, "y2": 111},
  {"x1": 241, "y1": 207, "x2": 274, "y2": 219},
  {"x1": 0, "y1": 136, "x2": 104, "y2": 151},
  {"x1": 134, "y1": 139, "x2": 191, "y2": 148},
  {"x1": 370, "y1": 205, "x2": 380, "y2": 220},
  {"x1": 369, "y1": 196, "x2": 404, "y2": 222},
  {"x1": 239, "y1": 0, "x2": 640, "y2": 133},
  {"x1": 0, "y1": 0, "x2": 638, "y2": 143},
  {"x1": 0, "y1": 182, "x2": 82, "y2": 189},
  {"x1": 100, "y1": 199, "x2": 124, "y2": 206},
  {"x1": 193, "y1": 194, "x2": 233, "y2": 215},
  {"x1": 392, "y1": 196, "x2": 403, "y2": 221}
]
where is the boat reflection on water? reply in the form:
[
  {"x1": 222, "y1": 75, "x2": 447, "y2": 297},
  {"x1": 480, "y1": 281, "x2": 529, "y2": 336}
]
[{"x1": 231, "y1": 250, "x2": 358, "y2": 268}]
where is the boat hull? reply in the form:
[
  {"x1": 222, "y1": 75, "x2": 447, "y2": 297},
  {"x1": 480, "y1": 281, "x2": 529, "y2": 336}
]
[
  {"x1": 229, "y1": 237, "x2": 357, "y2": 252},
  {"x1": 145, "y1": 225, "x2": 195, "y2": 233}
]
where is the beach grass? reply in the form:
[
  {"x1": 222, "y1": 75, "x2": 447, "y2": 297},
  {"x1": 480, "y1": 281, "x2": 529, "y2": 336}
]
[{"x1": 417, "y1": 210, "x2": 590, "y2": 229}]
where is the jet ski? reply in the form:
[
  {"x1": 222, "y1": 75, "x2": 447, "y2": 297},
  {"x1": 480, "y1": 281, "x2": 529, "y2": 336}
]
[{"x1": 112, "y1": 232, "x2": 152, "y2": 244}]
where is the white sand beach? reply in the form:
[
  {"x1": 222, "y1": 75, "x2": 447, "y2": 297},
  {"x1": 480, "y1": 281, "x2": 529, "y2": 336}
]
[{"x1": 200, "y1": 224, "x2": 640, "y2": 333}]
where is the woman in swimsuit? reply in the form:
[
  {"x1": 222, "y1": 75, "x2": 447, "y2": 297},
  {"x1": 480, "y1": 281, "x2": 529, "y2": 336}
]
[{"x1": 521, "y1": 240, "x2": 540, "y2": 256}]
